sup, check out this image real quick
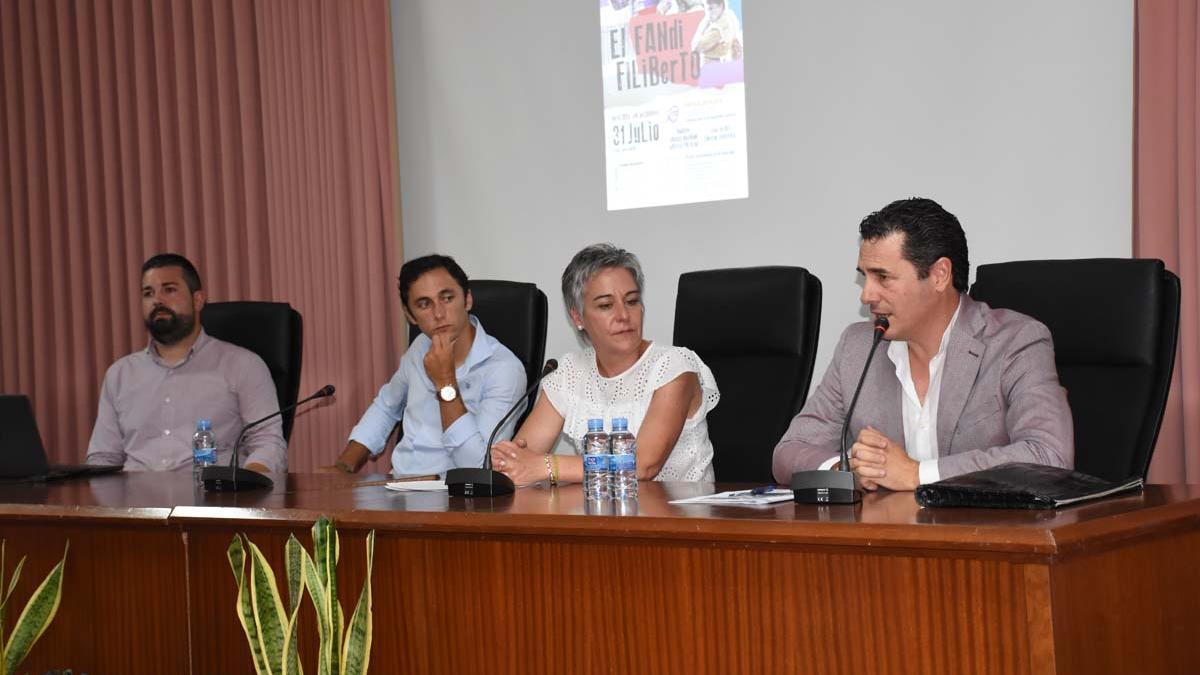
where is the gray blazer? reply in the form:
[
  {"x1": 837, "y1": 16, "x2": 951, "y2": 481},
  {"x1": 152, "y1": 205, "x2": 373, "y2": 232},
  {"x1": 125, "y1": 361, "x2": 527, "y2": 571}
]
[{"x1": 772, "y1": 295, "x2": 1074, "y2": 483}]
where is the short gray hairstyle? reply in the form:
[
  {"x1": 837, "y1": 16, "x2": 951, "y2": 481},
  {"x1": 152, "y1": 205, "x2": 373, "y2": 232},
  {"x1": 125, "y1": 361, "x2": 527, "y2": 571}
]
[{"x1": 561, "y1": 243, "x2": 645, "y2": 318}]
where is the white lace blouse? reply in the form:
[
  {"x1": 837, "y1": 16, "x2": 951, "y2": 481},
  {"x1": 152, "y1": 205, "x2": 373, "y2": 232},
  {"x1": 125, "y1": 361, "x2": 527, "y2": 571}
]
[{"x1": 540, "y1": 342, "x2": 720, "y2": 481}]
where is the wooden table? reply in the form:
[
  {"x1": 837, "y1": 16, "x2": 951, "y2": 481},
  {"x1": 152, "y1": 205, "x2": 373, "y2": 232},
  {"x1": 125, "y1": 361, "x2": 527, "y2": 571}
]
[{"x1": 0, "y1": 472, "x2": 1197, "y2": 674}]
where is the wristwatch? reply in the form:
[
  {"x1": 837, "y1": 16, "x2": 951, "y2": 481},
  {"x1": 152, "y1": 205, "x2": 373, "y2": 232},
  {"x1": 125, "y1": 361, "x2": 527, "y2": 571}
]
[{"x1": 438, "y1": 383, "x2": 458, "y2": 402}]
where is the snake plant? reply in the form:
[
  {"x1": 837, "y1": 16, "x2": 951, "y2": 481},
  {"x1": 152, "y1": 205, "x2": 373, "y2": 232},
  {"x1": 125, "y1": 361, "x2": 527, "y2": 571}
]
[
  {"x1": 228, "y1": 517, "x2": 374, "y2": 675},
  {"x1": 0, "y1": 540, "x2": 69, "y2": 675}
]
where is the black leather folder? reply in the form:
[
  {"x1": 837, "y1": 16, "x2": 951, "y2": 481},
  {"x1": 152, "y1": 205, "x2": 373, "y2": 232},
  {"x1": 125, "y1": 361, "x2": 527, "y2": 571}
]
[{"x1": 915, "y1": 462, "x2": 1143, "y2": 509}]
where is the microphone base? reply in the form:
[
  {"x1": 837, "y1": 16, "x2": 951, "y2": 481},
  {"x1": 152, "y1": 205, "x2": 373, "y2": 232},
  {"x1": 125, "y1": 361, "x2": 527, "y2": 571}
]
[
  {"x1": 201, "y1": 466, "x2": 274, "y2": 492},
  {"x1": 790, "y1": 469, "x2": 862, "y2": 504},
  {"x1": 445, "y1": 468, "x2": 515, "y2": 498}
]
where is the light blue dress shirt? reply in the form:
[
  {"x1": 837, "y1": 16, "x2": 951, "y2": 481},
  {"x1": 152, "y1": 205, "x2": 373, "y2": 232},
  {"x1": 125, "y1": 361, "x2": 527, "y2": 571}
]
[{"x1": 348, "y1": 316, "x2": 527, "y2": 476}]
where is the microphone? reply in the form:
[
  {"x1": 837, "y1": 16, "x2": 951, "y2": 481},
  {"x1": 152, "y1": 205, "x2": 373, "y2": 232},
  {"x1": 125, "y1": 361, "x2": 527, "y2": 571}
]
[
  {"x1": 202, "y1": 384, "x2": 337, "y2": 492},
  {"x1": 839, "y1": 318, "x2": 889, "y2": 473},
  {"x1": 791, "y1": 316, "x2": 889, "y2": 504},
  {"x1": 446, "y1": 359, "x2": 558, "y2": 498}
]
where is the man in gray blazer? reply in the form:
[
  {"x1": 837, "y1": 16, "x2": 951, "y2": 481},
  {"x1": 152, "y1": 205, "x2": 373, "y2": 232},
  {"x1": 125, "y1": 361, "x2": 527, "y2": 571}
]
[{"x1": 772, "y1": 198, "x2": 1073, "y2": 491}]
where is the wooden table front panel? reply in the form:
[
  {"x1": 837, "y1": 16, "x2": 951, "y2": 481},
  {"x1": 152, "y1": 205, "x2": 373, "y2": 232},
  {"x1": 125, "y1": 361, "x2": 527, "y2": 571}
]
[
  {"x1": 0, "y1": 520, "x2": 188, "y2": 674},
  {"x1": 2, "y1": 475, "x2": 1197, "y2": 674},
  {"x1": 1047, "y1": 526, "x2": 1200, "y2": 674},
  {"x1": 185, "y1": 525, "x2": 1043, "y2": 675}
]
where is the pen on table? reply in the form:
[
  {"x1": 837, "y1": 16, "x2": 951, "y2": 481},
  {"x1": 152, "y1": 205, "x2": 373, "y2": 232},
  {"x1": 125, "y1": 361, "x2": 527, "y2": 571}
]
[{"x1": 750, "y1": 484, "x2": 778, "y2": 495}]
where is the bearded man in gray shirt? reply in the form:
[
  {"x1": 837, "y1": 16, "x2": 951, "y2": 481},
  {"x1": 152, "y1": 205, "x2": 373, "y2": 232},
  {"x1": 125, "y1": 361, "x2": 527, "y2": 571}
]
[{"x1": 86, "y1": 254, "x2": 286, "y2": 474}]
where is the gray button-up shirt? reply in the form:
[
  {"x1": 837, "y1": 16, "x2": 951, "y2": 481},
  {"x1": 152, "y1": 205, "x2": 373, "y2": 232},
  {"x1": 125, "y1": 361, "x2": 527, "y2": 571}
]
[{"x1": 86, "y1": 330, "x2": 287, "y2": 473}]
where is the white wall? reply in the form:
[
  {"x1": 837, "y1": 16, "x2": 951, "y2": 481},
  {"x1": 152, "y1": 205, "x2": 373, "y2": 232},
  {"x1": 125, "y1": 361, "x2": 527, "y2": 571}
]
[{"x1": 392, "y1": 0, "x2": 1132, "y2": 381}]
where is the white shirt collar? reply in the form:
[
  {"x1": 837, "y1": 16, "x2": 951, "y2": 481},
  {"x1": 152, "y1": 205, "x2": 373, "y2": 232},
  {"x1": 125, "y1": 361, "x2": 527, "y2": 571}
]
[
  {"x1": 885, "y1": 294, "x2": 963, "y2": 485},
  {"x1": 886, "y1": 294, "x2": 963, "y2": 370}
]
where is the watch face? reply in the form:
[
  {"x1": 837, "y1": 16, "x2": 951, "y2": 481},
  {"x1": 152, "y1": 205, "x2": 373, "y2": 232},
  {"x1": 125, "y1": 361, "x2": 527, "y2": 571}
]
[{"x1": 438, "y1": 384, "x2": 457, "y2": 402}]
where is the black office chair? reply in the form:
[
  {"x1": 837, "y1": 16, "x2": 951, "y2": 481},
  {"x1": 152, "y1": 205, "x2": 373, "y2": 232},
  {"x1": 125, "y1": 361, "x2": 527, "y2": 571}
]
[
  {"x1": 409, "y1": 280, "x2": 548, "y2": 430},
  {"x1": 201, "y1": 301, "x2": 304, "y2": 442},
  {"x1": 969, "y1": 259, "x2": 1180, "y2": 481},
  {"x1": 673, "y1": 267, "x2": 822, "y2": 482}
]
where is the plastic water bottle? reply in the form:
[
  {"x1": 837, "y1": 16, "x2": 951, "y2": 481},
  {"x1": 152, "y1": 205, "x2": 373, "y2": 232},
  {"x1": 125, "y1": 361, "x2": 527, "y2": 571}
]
[
  {"x1": 582, "y1": 418, "x2": 611, "y2": 499},
  {"x1": 192, "y1": 419, "x2": 218, "y2": 484},
  {"x1": 613, "y1": 496, "x2": 639, "y2": 516},
  {"x1": 584, "y1": 497, "x2": 613, "y2": 516},
  {"x1": 610, "y1": 417, "x2": 637, "y2": 499}
]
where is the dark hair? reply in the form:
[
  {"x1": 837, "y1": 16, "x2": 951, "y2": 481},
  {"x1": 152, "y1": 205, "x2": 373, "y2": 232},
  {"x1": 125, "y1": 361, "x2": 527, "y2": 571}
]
[
  {"x1": 858, "y1": 197, "x2": 969, "y2": 292},
  {"x1": 141, "y1": 253, "x2": 202, "y2": 293},
  {"x1": 397, "y1": 254, "x2": 470, "y2": 307}
]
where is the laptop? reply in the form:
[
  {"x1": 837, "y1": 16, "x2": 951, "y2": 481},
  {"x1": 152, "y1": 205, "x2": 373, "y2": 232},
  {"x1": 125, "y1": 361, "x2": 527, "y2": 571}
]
[{"x1": 0, "y1": 395, "x2": 123, "y2": 481}]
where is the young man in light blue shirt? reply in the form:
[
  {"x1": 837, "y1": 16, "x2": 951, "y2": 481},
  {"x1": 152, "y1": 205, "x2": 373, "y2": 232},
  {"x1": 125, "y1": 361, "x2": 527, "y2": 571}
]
[{"x1": 335, "y1": 255, "x2": 527, "y2": 476}]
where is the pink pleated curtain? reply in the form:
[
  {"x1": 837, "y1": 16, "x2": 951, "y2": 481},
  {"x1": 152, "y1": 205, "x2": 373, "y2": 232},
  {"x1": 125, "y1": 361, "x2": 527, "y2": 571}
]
[
  {"x1": 0, "y1": 0, "x2": 403, "y2": 472},
  {"x1": 1136, "y1": 0, "x2": 1200, "y2": 483}
]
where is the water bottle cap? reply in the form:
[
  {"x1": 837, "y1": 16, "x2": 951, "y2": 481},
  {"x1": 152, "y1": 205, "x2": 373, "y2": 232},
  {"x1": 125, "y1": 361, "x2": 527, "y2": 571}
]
[
  {"x1": 197, "y1": 419, "x2": 212, "y2": 431},
  {"x1": 587, "y1": 418, "x2": 604, "y2": 432},
  {"x1": 611, "y1": 417, "x2": 628, "y2": 431}
]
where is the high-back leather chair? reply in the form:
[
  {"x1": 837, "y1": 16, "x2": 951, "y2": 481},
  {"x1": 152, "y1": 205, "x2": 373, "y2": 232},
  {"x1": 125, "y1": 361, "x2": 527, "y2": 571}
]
[
  {"x1": 201, "y1": 301, "x2": 304, "y2": 442},
  {"x1": 410, "y1": 280, "x2": 548, "y2": 429},
  {"x1": 969, "y1": 259, "x2": 1180, "y2": 481},
  {"x1": 673, "y1": 267, "x2": 822, "y2": 482}
]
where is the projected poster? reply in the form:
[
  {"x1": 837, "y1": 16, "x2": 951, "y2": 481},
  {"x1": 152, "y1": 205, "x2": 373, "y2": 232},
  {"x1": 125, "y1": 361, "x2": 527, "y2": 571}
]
[{"x1": 599, "y1": 0, "x2": 748, "y2": 211}]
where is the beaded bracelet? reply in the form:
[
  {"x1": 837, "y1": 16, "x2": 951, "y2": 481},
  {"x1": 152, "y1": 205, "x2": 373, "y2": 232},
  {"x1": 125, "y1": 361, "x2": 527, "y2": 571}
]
[{"x1": 543, "y1": 454, "x2": 558, "y2": 487}]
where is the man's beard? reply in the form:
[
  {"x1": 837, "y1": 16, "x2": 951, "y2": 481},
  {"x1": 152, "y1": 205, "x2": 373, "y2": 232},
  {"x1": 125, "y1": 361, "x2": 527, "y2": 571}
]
[{"x1": 145, "y1": 307, "x2": 196, "y2": 346}]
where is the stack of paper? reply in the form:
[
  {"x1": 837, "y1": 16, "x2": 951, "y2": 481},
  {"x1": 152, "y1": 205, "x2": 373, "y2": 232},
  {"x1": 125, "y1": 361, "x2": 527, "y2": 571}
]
[
  {"x1": 384, "y1": 480, "x2": 448, "y2": 492},
  {"x1": 669, "y1": 489, "x2": 794, "y2": 506}
]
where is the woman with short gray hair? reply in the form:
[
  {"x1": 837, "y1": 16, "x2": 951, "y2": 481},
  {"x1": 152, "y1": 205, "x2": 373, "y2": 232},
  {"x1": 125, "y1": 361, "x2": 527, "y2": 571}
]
[{"x1": 491, "y1": 243, "x2": 720, "y2": 485}]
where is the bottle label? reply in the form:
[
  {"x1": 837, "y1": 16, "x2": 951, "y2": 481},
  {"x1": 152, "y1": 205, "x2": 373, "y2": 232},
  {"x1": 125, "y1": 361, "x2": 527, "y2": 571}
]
[
  {"x1": 583, "y1": 454, "x2": 609, "y2": 472},
  {"x1": 610, "y1": 453, "x2": 636, "y2": 472}
]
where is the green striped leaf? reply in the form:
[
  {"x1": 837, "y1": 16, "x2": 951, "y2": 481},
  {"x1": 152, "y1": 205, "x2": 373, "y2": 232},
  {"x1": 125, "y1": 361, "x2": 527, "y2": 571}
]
[
  {"x1": 0, "y1": 544, "x2": 25, "y2": 648},
  {"x1": 300, "y1": 548, "x2": 334, "y2": 675},
  {"x1": 285, "y1": 535, "x2": 304, "y2": 614},
  {"x1": 248, "y1": 540, "x2": 290, "y2": 675},
  {"x1": 280, "y1": 573, "x2": 305, "y2": 675},
  {"x1": 312, "y1": 517, "x2": 334, "y2": 592},
  {"x1": 335, "y1": 605, "x2": 344, "y2": 666},
  {"x1": 282, "y1": 535, "x2": 305, "y2": 675},
  {"x1": 3, "y1": 542, "x2": 68, "y2": 675},
  {"x1": 329, "y1": 527, "x2": 341, "y2": 675},
  {"x1": 311, "y1": 517, "x2": 341, "y2": 675},
  {"x1": 228, "y1": 536, "x2": 271, "y2": 675},
  {"x1": 2, "y1": 556, "x2": 24, "y2": 609},
  {"x1": 339, "y1": 530, "x2": 374, "y2": 675}
]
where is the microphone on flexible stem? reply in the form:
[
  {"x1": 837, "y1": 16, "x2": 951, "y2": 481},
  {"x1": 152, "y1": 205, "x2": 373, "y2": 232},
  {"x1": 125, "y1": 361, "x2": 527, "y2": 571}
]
[
  {"x1": 791, "y1": 317, "x2": 889, "y2": 504},
  {"x1": 446, "y1": 359, "x2": 558, "y2": 498},
  {"x1": 202, "y1": 384, "x2": 336, "y2": 492}
]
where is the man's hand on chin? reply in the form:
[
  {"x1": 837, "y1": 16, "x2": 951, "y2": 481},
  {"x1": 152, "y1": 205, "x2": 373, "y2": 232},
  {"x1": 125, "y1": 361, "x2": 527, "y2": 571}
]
[{"x1": 848, "y1": 426, "x2": 920, "y2": 491}]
